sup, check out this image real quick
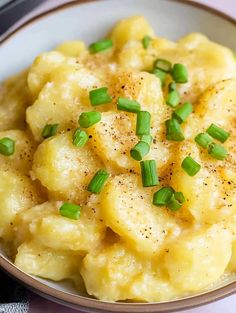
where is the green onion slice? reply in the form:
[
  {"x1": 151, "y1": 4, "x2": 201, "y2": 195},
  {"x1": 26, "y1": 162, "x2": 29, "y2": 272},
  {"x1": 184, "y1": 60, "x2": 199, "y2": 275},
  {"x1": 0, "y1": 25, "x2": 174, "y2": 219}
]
[
  {"x1": 153, "y1": 187, "x2": 174, "y2": 206},
  {"x1": 208, "y1": 143, "x2": 228, "y2": 160},
  {"x1": 136, "y1": 111, "x2": 151, "y2": 136},
  {"x1": 130, "y1": 141, "x2": 150, "y2": 161},
  {"x1": 172, "y1": 102, "x2": 193, "y2": 123},
  {"x1": 59, "y1": 203, "x2": 81, "y2": 220},
  {"x1": 166, "y1": 90, "x2": 180, "y2": 108},
  {"x1": 181, "y1": 156, "x2": 201, "y2": 176},
  {"x1": 168, "y1": 192, "x2": 185, "y2": 211},
  {"x1": 152, "y1": 69, "x2": 167, "y2": 87},
  {"x1": 79, "y1": 111, "x2": 101, "y2": 128},
  {"x1": 117, "y1": 97, "x2": 141, "y2": 113},
  {"x1": 154, "y1": 58, "x2": 172, "y2": 72},
  {"x1": 41, "y1": 124, "x2": 58, "y2": 139},
  {"x1": 140, "y1": 134, "x2": 153, "y2": 145},
  {"x1": 194, "y1": 133, "x2": 213, "y2": 149},
  {"x1": 73, "y1": 128, "x2": 89, "y2": 147},
  {"x1": 140, "y1": 160, "x2": 159, "y2": 187},
  {"x1": 168, "y1": 82, "x2": 177, "y2": 92},
  {"x1": 89, "y1": 39, "x2": 113, "y2": 54},
  {"x1": 142, "y1": 35, "x2": 152, "y2": 49},
  {"x1": 206, "y1": 123, "x2": 230, "y2": 143},
  {"x1": 89, "y1": 87, "x2": 112, "y2": 106},
  {"x1": 165, "y1": 118, "x2": 185, "y2": 141},
  {"x1": 87, "y1": 169, "x2": 109, "y2": 193},
  {"x1": 172, "y1": 63, "x2": 188, "y2": 83},
  {"x1": 0, "y1": 137, "x2": 15, "y2": 156}
]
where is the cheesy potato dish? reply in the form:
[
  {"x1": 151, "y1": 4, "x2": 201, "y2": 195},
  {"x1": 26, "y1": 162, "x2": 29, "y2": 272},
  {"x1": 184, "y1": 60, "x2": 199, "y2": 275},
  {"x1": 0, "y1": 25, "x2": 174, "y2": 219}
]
[{"x1": 0, "y1": 16, "x2": 236, "y2": 302}]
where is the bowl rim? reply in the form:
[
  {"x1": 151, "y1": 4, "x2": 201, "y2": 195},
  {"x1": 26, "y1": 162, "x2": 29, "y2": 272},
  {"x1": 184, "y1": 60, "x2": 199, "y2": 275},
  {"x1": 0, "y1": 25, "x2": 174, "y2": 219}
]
[
  {"x1": 0, "y1": 0, "x2": 236, "y2": 312},
  {"x1": 0, "y1": 0, "x2": 236, "y2": 44}
]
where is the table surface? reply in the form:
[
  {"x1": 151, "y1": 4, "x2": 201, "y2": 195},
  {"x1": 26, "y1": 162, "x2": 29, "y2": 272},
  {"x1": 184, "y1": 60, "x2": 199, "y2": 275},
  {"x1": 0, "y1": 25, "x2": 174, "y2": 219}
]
[{"x1": 6, "y1": 0, "x2": 236, "y2": 312}]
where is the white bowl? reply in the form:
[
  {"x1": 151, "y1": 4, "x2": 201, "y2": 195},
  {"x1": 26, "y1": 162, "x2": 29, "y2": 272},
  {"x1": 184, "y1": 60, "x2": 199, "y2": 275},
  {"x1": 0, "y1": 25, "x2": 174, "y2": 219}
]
[{"x1": 0, "y1": 1, "x2": 236, "y2": 312}]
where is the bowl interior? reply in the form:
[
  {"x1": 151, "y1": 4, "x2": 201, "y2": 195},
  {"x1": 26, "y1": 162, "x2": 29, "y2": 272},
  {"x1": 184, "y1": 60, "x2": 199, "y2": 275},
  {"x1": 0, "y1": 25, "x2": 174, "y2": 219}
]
[{"x1": 0, "y1": 0, "x2": 236, "y2": 311}]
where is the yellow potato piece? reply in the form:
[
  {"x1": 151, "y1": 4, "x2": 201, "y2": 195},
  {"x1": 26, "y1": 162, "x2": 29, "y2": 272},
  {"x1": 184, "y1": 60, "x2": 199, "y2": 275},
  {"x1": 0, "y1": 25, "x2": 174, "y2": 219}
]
[
  {"x1": 111, "y1": 71, "x2": 169, "y2": 126},
  {"x1": 0, "y1": 71, "x2": 30, "y2": 131},
  {"x1": 87, "y1": 111, "x2": 138, "y2": 173},
  {"x1": 110, "y1": 16, "x2": 154, "y2": 49},
  {"x1": 14, "y1": 200, "x2": 105, "y2": 253},
  {"x1": 13, "y1": 201, "x2": 56, "y2": 247},
  {"x1": 25, "y1": 200, "x2": 105, "y2": 253},
  {"x1": 165, "y1": 224, "x2": 232, "y2": 291},
  {"x1": 0, "y1": 170, "x2": 41, "y2": 240},
  {"x1": 193, "y1": 79, "x2": 236, "y2": 130},
  {"x1": 81, "y1": 242, "x2": 176, "y2": 301},
  {"x1": 56, "y1": 41, "x2": 86, "y2": 57},
  {"x1": 32, "y1": 132, "x2": 103, "y2": 203},
  {"x1": 101, "y1": 174, "x2": 180, "y2": 256},
  {"x1": 170, "y1": 140, "x2": 232, "y2": 223},
  {"x1": 15, "y1": 240, "x2": 82, "y2": 281},
  {"x1": 27, "y1": 51, "x2": 66, "y2": 99},
  {"x1": 118, "y1": 41, "x2": 146, "y2": 70},
  {"x1": 87, "y1": 111, "x2": 171, "y2": 174},
  {"x1": 0, "y1": 130, "x2": 35, "y2": 175},
  {"x1": 129, "y1": 271, "x2": 177, "y2": 302},
  {"x1": 27, "y1": 61, "x2": 101, "y2": 141},
  {"x1": 81, "y1": 243, "x2": 144, "y2": 301}
]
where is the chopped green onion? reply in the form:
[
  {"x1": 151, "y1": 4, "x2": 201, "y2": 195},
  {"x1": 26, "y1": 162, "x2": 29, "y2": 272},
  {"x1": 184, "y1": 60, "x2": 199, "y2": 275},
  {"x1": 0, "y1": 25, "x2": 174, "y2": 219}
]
[
  {"x1": 140, "y1": 160, "x2": 159, "y2": 187},
  {"x1": 206, "y1": 123, "x2": 230, "y2": 143},
  {"x1": 166, "y1": 90, "x2": 180, "y2": 108},
  {"x1": 142, "y1": 35, "x2": 152, "y2": 49},
  {"x1": 79, "y1": 111, "x2": 101, "y2": 128},
  {"x1": 172, "y1": 63, "x2": 188, "y2": 83},
  {"x1": 89, "y1": 39, "x2": 113, "y2": 54},
  {"x1": 140, "y1": 134, "x2": 153, "y2": 145},
  {"x1": 165, "y1": 118, "x2": 185, "y2": 141},
  {"x1": 168, "y1": 82, "x2": 177, "y2": 92},
  {"x1": 89, "y1": 87, "x2": 112, "y2": 106},
  {"x1": 0, "y1": 137, "x2": 15, "y2": 156},
  {"x1": 168, "y1": 192, "x2": 185, "y2": 211},
  {"x1": 136, "y1": 111, "x2": 151, "y2": 136},
  {"x1": 152, "y1": 69, "x2": 167, "y2": 87},
  {"x1": 208, "y1": 143, "x2": 227, "y2": 160},
  {"x1": 181, "y1": 156, "x2": 201, "y2": 176},
  {"x1": 117, "y1": 97, "x2": 140, "y2": 113},
  {"x1": 172, "y1": 102, "x2": 193, "y2": 123},
  {"x1": 73, "y1": 128, "x2": 89, "y2": 147},
  {"x1": 153, "y1": 187, "x2": 174, "y2": 206},
  {"x1": 59, "y1": 203, "x2": 81, "y2": 220},
  {"x1": 154, "y1": 58, "x2": 172, "y2": 72},
  {"x1": 130, "y1": 141, "x2": 150, "y2": 161},
  {"x1": 87, "y1": 169, "x2": 109, "y2": 193},
  {"x1": 194, "y1": 133, "x2": 213, "y2": 149},
  {"x1": 41, "y1": 124, "x2": 58, "y2": 139}
]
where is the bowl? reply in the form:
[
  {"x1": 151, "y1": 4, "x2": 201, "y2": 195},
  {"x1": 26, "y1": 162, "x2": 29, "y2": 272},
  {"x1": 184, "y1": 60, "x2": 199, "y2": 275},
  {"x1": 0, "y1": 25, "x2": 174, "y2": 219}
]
[{"x1": 0, "y1": 0, "x2": 236, "y2": 312}]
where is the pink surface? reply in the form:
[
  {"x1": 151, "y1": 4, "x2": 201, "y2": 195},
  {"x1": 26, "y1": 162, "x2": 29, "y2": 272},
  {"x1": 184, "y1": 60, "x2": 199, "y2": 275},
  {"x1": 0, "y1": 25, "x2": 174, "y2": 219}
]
[{"x1": 11, "y1": 0, "x2": 236, "y2": 312}]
